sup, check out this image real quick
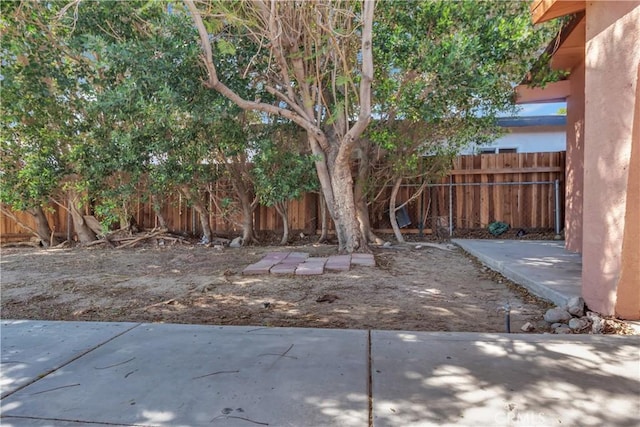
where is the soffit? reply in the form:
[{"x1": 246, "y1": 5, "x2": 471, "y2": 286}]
[{"x1": 531, "y1": 0, "x2": 585, "y2": 24}]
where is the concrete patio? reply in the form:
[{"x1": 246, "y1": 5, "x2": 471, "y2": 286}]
[{"x1": 452, "y1": 239, "x2": 582, "y2": 308}]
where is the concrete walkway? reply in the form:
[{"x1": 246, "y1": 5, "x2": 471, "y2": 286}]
[
  {"x1": 2, "y1": 320, "x2": 638, "y2": 426},
  {"x1": 452, "y1": 239, "x2": 582, "y2": 307}
]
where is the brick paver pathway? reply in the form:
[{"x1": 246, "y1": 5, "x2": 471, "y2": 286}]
[{"x1": 242, "y1": 252, "x2": 375, "y2": 275}]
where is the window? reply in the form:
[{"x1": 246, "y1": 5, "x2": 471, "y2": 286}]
[
  {"x1": 479, "y1": 147, "x2": 498, "y2": 154},
  {"x1": 477, "y1": 147, "x2": 518, "y2": 155}
]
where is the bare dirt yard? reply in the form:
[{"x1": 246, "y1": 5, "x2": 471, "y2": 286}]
[{"x1": 0, "y1": 241, "x2": 557, "y2": 333}]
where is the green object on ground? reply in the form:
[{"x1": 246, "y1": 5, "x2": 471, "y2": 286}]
[{"x1": 488, "y1": 221, "x2": 509, "y2": 236}]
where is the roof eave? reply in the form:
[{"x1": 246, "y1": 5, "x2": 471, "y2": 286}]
[
  {"x1": 531, "y1": 0, "x2": 586, "y2": 24},
  {"x1": 515, "y1": 80, "x2": 572, "y2": 104}
]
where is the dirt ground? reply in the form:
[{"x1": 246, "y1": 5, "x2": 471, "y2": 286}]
[{"x1": 0, "y1": 240, "x2": 561, "y2": 333}]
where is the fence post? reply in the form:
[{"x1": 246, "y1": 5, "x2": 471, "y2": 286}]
[
  {"x1": 448, "y1": 176, "x2": 453, "y2": 236},
  {"x1": 554, "y1": 179, "x2": 561, "y2": 236}
]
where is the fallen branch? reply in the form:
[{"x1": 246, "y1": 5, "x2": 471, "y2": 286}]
[
  {"x1": 85, "y1": 238, "x2": 109, "y2": 247},
  {"x1": 142, "y1": 298, "x2": 178, "y2": 310},
  {"x1": 117, "y1": 229, "x2": 166, "y2": 249},
  {"x1": 1, "y1": 241, "x2": 40, "y2": 248}
]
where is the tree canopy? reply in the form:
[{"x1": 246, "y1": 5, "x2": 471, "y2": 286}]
[{"x1": 0, "y1": 0, "x2": 559, "y2": 249}]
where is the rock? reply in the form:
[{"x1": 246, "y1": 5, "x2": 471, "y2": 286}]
[
  {"x1": 520, "y1": 322, "x2": 535, "y2": 332},
  {"x1": 554, "y1": 325, "x2": 572, "y2": 334},
  {"x1": 569, "y1": 317, "x2": 590, "y2": 331},
  {"x1": 544, "y1": 308, "x2": 572, "y2": 323},
  {"x1": 566, "y1": 296, "x2": 585, "y2": 317},
  {"x1": 229, "y1": 237, "x2": 243, "y2": 248},
  {"x1": 316, "y1": 294, "x2": 339, "y2": 303},
  {"x1": 382, "y1": 241, "x2": 392, "y2": 248},
  {"x1": 586, "y1": 311, "x2": 604, "y2": 334},
  {"x1": 537, "y1": 320, "x2": 551, "y2": 330}
]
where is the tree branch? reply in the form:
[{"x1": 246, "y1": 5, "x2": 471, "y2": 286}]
[
  {"x1": 342, "y1": 0, "x2": 374, "y2": 148},
  {"x1": 183, "y1": 0, "x2": 326, "y2": 142},
  {"x1": 0, "y1": 207, "x2": 40, "y2": 238}
]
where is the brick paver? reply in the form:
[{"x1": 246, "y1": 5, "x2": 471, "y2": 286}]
[
  {"x1": 350, "y1": 253, "x2": 376, "y2": 267},
  {"x1": 295, "y1": 257, "x2": 327, "y2": 275},
  {"x1": 325, "y1": 255, "x2": 351, "y2": 271},
  {"x1": 242, "y1": 252, "x2": 291, "y2": 275}
]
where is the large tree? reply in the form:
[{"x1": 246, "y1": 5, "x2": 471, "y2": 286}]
[
  {"x1": 65, "y1": 1, "x2": 261, "y2": 243},
  {"x1": 0, "y1": 1, "x2": 94, "y2": 244},
  {"x1": 184, "y1": 0, "x2": 374, "y2": 253},
  {"x1": 362, "y1": 0, "x2": 556, "y2": 242},
  {"x1": 182, "y1": 0, "x2": 553, "y2": 251}
]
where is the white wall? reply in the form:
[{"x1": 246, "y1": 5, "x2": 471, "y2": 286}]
[{"x1": 459, "y1": 126, "x2": 566, "y2": 155}]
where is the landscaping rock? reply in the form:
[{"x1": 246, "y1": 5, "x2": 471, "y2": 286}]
[
  {"x1": 569, "y1": 317, "x2": 590, "y2": 331},
  {"x1": 544, "y1": 307, "x2": 572, "y2": 323},
  {"x1": 536, "y1": 320, "x2": 551, "y2": 330},
  {"x1": 586, "y1": 311, "x2": 604, "y2": 334},
  {"x1": 567, "y1": 296, "x2": 585, "y2": 317},
  {"x1": 520, "y1": 322, "x2": 535, "y2": 332},
  {"x1": 554, "y1": 325, "x2": 572, "y2": 334},
  {"x1": 229, "y1": 237, "x2": 243, "y2": 248}
]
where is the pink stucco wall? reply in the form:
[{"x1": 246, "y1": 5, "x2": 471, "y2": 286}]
[
  {"x1": 615, "y1": 64, "x2": 640, "y2": 319},
  {"x1": 565, "y1": 60, "x2": 585, "y2": 253},
  {"x1": 582, "y1": 1, "x2": 640, "y2": 317}
]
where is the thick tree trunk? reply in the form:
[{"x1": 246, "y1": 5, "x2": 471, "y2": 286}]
[
  {"x1": 312, "y1": 135, "x2": 365, "y2": 252},
  {"x1": 274, "y1": 202, "x2": 289, "y2": 245},
  {"x1": 28, "y1": 206, "x2": 61, "y2": 247},
  {"x1": 192, "y1": 199, "x2": 213, "y2": 243},
  {"x1": 68, "y1": 194, "x2": 97, "y2": 243},
  {"x1": 356, "y1": 196, "x2": 383, "y2": 245},
  {"x1": 389, "y1": 177, "x2": 405, "y2": 243},
  {"x1": 354, "y1": 149, "x2": 384, "y2": 245},
  {"x1": 226, "y1": 163, "x2": 257, "y2": 245},
  {"x1": 239, "y1": 195, "x2": 256, "y2": 244},
  {"x1": 151, "y1": 194, "x2": 168, "y2": 230},
  {"x1": 317, "y1": 191, "x2": 329, "y2": 243},
  {"x1": 329, "y1": 151, "x2": 364, "y2": 253},
  {"x1": 179, "y1": 186, "x2": 213, "y2": 242},
  {"x1": 235, "y1": 178, "x2": 257, "y2": 245}
]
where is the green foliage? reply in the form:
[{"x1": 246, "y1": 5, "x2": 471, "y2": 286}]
[
  {"x1": 1, "y1": 0, "x2": 563, "y2": 236},
  {"x1": 67, "y1": 1, "x2": 239, "y2": 227},
  {"x1": 0, "y1": 1, "x2": 89, "y2": 211},
  {"x1": 367, "y1": 0, "x2": 556, "y2": 186},
  {"x1": 252, "y1": 127, "x2": 318, "y2": 208}
]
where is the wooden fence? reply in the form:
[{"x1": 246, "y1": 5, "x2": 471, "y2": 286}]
[
  {"x1": 377, "y1": 151, "x2": 566, "y2": 233},
  {"x1": 1, "y1": 152, "x2": 565, "y2": 242}
]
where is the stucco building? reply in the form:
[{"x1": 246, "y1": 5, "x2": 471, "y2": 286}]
[{"x1": 517, "y1": 0, "x2": 639, "y2": 319}]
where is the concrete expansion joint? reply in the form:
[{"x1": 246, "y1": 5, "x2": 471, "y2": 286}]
[
  {"x1": 367, "y1": 329, "x2": 373, "y2": 427},
  {"x1": 0, "y1": 322, "x2": 142, "y2": 400}
]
